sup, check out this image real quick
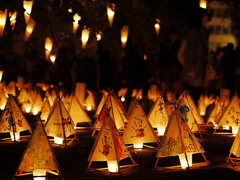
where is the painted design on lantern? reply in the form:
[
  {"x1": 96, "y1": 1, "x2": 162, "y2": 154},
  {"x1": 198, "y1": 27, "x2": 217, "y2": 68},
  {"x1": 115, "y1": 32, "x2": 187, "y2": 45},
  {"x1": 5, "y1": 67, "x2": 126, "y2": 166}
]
[
  {"x1": 154, "y1": 101, "x2": 168, "y2": 125},
  {"x1": 160, "y1": 135, "x2": 182, "y2": 156},
  {"x1": 12, "y1": 104, "x2": 24, "y2": 128},
  {"x1": 18, "y1": 128, "x2": 57, "y2": 173},
  {"x1": 100, "y1": 121, "x2": 112, "y2": 156},
  {"x1": 2, "y1": 108, "x2": 15, "y2": 131},
  {"x1": 223, "y1": 106, "x2": 240, "y2": 125},
  {"x1": 131, "y1": 114, "x2": 147, "y2": 138}
]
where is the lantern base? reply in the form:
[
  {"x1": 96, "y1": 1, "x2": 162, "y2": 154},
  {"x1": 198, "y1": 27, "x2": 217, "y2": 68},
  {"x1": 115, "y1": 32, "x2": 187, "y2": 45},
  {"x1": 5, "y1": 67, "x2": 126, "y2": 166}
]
[
  {"x1": 10, "y1": 132, "x2": 20, "y2": 141},
  {"x1": 232, "y1": 126, "x2": 239, "y2": 136},
  {"x1": 134, "y1": 143, "x2": 143, "y2": 150},
  {"x1": 178, "y1": 153, "x2": 192, "y2": 169},
  {"x1": 107, "y1": 160, "x2": 119, "y2": 173},
  {"x1": 54, "y1": 137, "x2": 63, "y2": 145},
  {"x1": 33, "y1": 169, "x2": 46, "y2": 180}
]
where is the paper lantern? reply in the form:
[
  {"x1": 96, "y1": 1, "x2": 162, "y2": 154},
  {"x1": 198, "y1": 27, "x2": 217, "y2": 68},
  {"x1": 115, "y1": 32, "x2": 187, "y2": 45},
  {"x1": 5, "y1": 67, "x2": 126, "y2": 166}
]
[
  {"x1": 199, "y1": 0, "x2": 207, "y2": 9},
  {"x1": 23, "y1": 0, "x2": 33, "y2": 24},
  {"x1": 50, "y1": 54, "x2": 56, "y2": 64},
  {"x1": 134, "y1": 143, "x2": 143, "y2": 150},
  {"x1": 0, "y1": 9, "x2": 7, "y2": 37},
  {"x1": 45, "y1": 37, "x2": 53, "y2": 60},
  {"x1": 107, "y1": 5, "x2": 115, "y2": 27},
  {"x1": 73, "y1": 13, "x2": 81, "y2": 34},
  {"x1": 154, "y1": 23, "x2": 160, "y2": 35},
  {"x1": 54, "y1": 137, "x2": 64, "y2": 145},
  {"x1": 232, "y1": 126, "x2": 239, "y2": 136},
  {"x1": 96, "y1": 31, "x2": 102, "y2": 41},
  {"x1": 24, "y1": 17, "x2": 35, "y2": 42},
  {"x1": 10, "y1": 131, "x2": 20, "y2": 141},
  {"x1": 81, "y1": 27, "x2": 90, "y2": 49},
  {"x1": 178, "y1": 153, "x2": 193, "y2": 169},
  {"x1": 121, "y1": 26, "x2": 129, "y2": 48},
  {"x1": 107, "y1": 161, "x2": 119, "y2": 173},
  {"x1": 9, "y1": 11, "x2": 17, "y2": 30},
  {"x1": 33, "y1": 169, "x2": 46, "y2": 180}
]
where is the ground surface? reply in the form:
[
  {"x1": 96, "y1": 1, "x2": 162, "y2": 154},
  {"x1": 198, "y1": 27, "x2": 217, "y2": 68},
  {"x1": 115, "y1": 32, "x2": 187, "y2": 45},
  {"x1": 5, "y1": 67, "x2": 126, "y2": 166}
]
[{"x1": 1, "y1": 112, "x2": 240, "y2": 180}]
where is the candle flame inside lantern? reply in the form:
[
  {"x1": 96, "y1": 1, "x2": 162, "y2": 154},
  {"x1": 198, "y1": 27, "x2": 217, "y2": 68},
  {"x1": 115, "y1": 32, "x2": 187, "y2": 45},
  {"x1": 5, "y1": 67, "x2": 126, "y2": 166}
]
[
  {"x1": 178, "y1": 153, "x2": 192, "y2": 169},
  {"x1": 107, "y1": 160, "x2": 119, "y2": 173}
]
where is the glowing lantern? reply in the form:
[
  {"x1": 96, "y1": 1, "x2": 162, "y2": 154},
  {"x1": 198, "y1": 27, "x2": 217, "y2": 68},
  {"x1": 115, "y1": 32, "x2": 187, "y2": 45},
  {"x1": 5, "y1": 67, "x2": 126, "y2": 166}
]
[
  {"x1": 73, "y1": 13, "x2": 81, "y2": 34},
  {"x1": 199, "y1": 0, "x2": 207, "y2": 9},
  {"x1": 45, "y1": 37, "x2": 53, "y2": 60},
  {"x1": 223, "y1": 125, "x2": 230, "y2": 130},
  {"x1": 121, "y1": 26, "x2": 129, "y2": 48},
  {"x1": 54, "y1": 137, "x2": 64, "y2": 145},
  {"x1": 25, "y1": 107, "x2": 31, "y2": 113},
  {"x1": 107, "y1": 4, "x2": 115, "y2": 27},
  {"x1": 178, "y1": 153, "x2": 193, "y2": 169},
  {"x1": 33, "y1": 169, "x2": 46, "y2": 180},
  {"x1": 107, "y1": 161, "x2": 119, "y2": 173},
  {"x1": 120, "y1": 96, "x2": 125, "y2": 102},
  {"x1": 0, "y1": 9, "x2": 7, "y2": 37},
  {"x1": 81, "y1": 27, "x2": 90, "y2": 49},
  {"x1": 133, "y1": 143, "x2": 143, "y2": 150},
  {"x1": 68, "y1": 7, "x2": 72, "y2": 13},
  {"x1": 50, "y1": 54, "x2": 56, "y2": 64},
  {"x1": 0, "y1": 70, "x2": 3, "y2": 81},
  {"x1": 9, "y1": 11, "x2": 17, "y2": 30},
  {"x1": 10, "y1": 132, "x2": 20, "y2": 141},
  {"x1": 23, "y1": 0, "x2": 33, "y2": 24},
  {"x1": 154, "y1": 23, "x2": 160, "y2": 35},
  {"x1": 232, "y1": 126, "x2": 239, "y2": 136},
  {"x1": 24, "y1": 17, "x2": 35, "y2": 42}
]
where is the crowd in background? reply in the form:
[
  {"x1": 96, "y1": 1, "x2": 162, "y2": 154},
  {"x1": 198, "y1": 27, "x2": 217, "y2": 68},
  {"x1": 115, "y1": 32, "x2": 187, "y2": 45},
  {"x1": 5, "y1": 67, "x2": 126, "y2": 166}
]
[{"x1": 0, "y1": 7, "x2": 240, "y2": 110}]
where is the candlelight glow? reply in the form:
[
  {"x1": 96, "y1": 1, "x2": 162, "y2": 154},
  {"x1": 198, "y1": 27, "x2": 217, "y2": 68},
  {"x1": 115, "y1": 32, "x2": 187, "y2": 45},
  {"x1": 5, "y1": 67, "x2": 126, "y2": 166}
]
[
  {"x1": 0, "y1": 9, "x2": 7, "y2": 37},
  {"x1": 200, "y1": 111, "x2": 205, "y2": 116},
  {"x1": 96, "y1": 31, "x2": 102, "y2": 41},
  {"x1": 134, "y1": 143, "x2": 143, "y2": 150},
  {"x1": 232, "y1": 126, "x2": 239, "y2": 136},
  {"x1": 33, "y1": 169, "x2": 46, "y2": 180},
  {"x1": 121, "y1": 96, "x2": 125, "y2": 102},
  {"x1": 0, "y1": 105, "x2": 5, "y2": 110},
  {"x1": 81, "y1": 27, "x2": 90, "y2": 49},
  {"x1": 50, "y1": 54, "x2": 56, "y2": 64},
  {"x1": 54, "y1": 137, "x2": 64, "y2": 145},
  {"x1": 157, "y1": 128, "x2": 165, "y2": 136},
  {"x1": 178, "y1": 153, "x2": 192, "y2": 169},
  {"x1": 107, "y1": 5, "x2": 115, "y2": 27},
  {"x1": 68, "y1": 7, "x2": 72, "y2": 13},
  {"x1": 199, "y1": 0, "x2": 207, "y2": 9},
  {"x1": 121, "y1": 26, "x2": 129, "y2": 48},
  {"x1": 86, "y1": 105, "x2": 92, "y2": 111},
  {"x1": 73, "y1": 13, "x2": 81, "y2": 34},
  {"x1": 45, "y1": 37, "x2": 53, "y2": 60},
  {"x1": 223, "y1": 125, "x2": 229, "y2": 130},
  {"x1": 24, "y1": 17, "x2": 36, "y2": 42},
  {"x1": 10, "y1": 132, "x2": 20, "y2": 141},
  {"x1": 107, "y1": 160, "x2": 119, "y2": 173},
  {"x1": 9, "y1": 11, "x2": 17, "y2": 30},
  {"x1": 0, "y1": 70, "x2": 3, "y2": 81},
  {"x1": 154, "y1": 23, "x2": 160, "y2": 35},
  {"x1": 32, "y1": 109, "x2": 38, "y2": 115}
]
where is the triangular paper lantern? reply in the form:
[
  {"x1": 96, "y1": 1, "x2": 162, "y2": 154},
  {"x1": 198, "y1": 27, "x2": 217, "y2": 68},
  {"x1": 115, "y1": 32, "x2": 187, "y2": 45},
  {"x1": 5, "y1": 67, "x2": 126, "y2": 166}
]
[
  {"x1": 109, "y1": 95, "x2": 125, "y2": 130},
  {"x1": 40, "y1": 97, "x2": 51, "y2": 122},
  {"x1": 31, "y1": 93, "x2": 43, "y2": 115},
  {"x1": 0, "y1": 94, "x2": 32, "y2": 141},
  {"x1": 84, "y1": 90, "x2": 95, "y2": 111},
  {"x1": 177, "y1": 98, "x2": 200, "y2": 133},
  {"x1": 111, "y1": 93, "x2": 128, "y2": 122},
  {"x1": 15, "y1": 115, "x2": 62, "y2": 178},
  {"x1": 94, "y1": 91, "x2": 108, "y2": 117},
  {"x1": 147, "y1": 96, "x2": 169, "y2": 135},
  {"x1": 229, "y1": 126, "x2": 240, "y2": 158},
  {"x1": 45, "y1": 96, "x2": 76, "y2": 147},
  {"x1": 215, "y1": 94, "x2": 240, "y2": 135},
  {"x1": 68, "y1": 94, "x2": 92, "y2": 126},
  {"x1": 122, "y1": 104, "x2": 160, "y2": 149},
  {"x1": 87, "y1": 114, "x2": 136, "y2": 172},
  {"x1": 17, "y1": 88, "x2": 28, "y2": 104},
  {"x1": 182, "y1": 91, "x2": 205, "y2": 125},
  {"x1": 155, "y1": 109, "x2": 207, "y2": 169},
  {"x1": 206, "y1": 97, "x2": 222, "y2": 126}
]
